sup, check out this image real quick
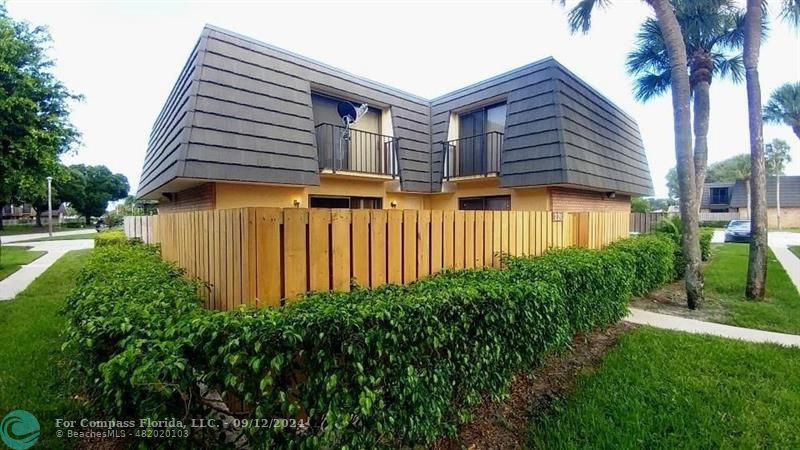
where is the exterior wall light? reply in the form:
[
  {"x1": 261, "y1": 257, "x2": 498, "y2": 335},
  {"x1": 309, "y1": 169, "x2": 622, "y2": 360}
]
[
  {"x1": 390, "y1": 201, "x2": 398, "y2": 208},
  {"x1": 293, "y1": 199, "x2": 301, "y2": 208}
]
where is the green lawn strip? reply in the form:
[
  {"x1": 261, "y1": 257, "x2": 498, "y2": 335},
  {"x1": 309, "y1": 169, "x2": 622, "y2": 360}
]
[
  {"x1": 0, "y1": 246, "x2": 47, "y2": 280},
  {"x1": 11, "y1": 233, "x2": 97, "y2": 243},
  {"x1": 0, "y1": 225, "x2": 92, "y2": 237},
  {"x1": 0, "y1": 249, "x2": 92, "y2": 449},
  {"x1": 790, "y1": 246, "x2": 800, "y2": 259},
  {"x1": 705, "y1": 243, "x2": 800, "y2": 334},
  {"x1": 529, "y1": 327, "x2": 800, "y2": 449}
]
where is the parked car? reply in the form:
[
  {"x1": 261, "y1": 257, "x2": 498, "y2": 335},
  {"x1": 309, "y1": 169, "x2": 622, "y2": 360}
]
[{"x1": 724, "y1": 220, "x2": 751, "y2": 243}]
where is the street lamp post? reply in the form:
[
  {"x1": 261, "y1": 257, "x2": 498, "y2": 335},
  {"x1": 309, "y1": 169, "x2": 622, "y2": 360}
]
[{"x1": 46, "y1": 176, "x2": 53, "y2": 237}]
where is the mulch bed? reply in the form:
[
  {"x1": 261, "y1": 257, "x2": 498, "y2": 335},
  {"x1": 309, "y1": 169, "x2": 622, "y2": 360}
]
[{"x1": 433, "y1": 321, "x2": 635, "y2": 450}]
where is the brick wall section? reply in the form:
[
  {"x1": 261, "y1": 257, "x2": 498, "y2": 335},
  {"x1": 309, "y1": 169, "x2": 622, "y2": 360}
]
[
  {"x1": 157, "y1": 183, "x2": 216, "y2": 213},
  {"x1": 550, "y1": 187, "x2": 631, "y2": 212}
]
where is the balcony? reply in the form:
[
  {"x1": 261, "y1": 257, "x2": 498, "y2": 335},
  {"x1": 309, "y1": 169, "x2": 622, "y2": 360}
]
[
  {"x1": 315, "y1": 123, "x2": 398, "y2": 177},
  {"x1": 442, "y1": 131, "x2": 503, "y2": 180}
]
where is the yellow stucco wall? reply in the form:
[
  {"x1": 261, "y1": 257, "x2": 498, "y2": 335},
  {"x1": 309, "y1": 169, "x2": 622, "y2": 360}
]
[
  {"x1": 214, "y1": 177, "x2": 428, "y2": 210},
  {"x1": 212, "y1": 178, "x2": 605, "y2": 212},
  {"x1": 425, "y1": 178, "x2": 550, "y2": 210}
]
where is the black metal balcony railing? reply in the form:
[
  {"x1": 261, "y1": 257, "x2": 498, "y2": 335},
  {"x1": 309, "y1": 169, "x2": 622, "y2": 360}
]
[
  {"x1": 315, "y1": 123, "x2": 398, "y2": 177},
  {"x1": 442, "y1": 131, "x2": 503, "y2": 179}
]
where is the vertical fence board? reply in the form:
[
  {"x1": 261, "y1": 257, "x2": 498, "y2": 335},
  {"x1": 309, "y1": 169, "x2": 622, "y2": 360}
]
[
  {"x1": 464, "y1": 211, "x2": 475, "y2": 269},
  {"x1": 417, "y1": 210, "x2": 431, "y2": 279},
  {"x1": 443, "y1": 211, "x2": 455, "y2": 269},
  {"x1": 430, "y1": 210, "x2": 443, "y2": 274},
  {"x1": 332, "y1": 210, "x2": 351, "y2": 292},
  {"x1": 387, "y1": 210, "x2": 403, "y2": 284},
  {"x1": 352, "y1": 210, "x2": 370, "y2": 288},
  {"x1": 403, "y1": 210, "x2": 417, "y2": 283},
  {"x1": 283, "y1": 209, "x2": 308, "y2": 300},
  {"x1": 454, "y1": 211, "x2": 465, "y2": 269},
  {"x1": 475, "y1": 211, "x2": 485, "y2": 268},
  {"x1": 309, "y1": 209, "x2": 331, "y2": 292},
  {"x1": 370, "y1": 210, "x2": 387, "y2": 288}
]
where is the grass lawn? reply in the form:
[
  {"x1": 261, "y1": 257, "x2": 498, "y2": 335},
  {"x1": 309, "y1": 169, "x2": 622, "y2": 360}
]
[
  {"x1": 0, "y1": 224, "x2": 90, "y2": 236},
  {"x1": 0, "y1": 246, "x2": 46, "y2": 280},
  {"x1": 529, "y1": 327, "x2": 800, "y2": 449},
  {"x1": 0, "y1": 249, "x2": 91, "y2": 449},
  {"x1": 705, "y1": 243, "x2": 800, "y2": 334},
  {"x1": 12, "y1": 232, "x2": 97, "y2": 243},
  {"x1": 789, "y1": 246, "x2": 800, "y2": 259}
]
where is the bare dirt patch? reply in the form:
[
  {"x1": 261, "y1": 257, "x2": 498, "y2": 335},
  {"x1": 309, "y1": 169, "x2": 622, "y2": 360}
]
[
  {"x1": 433, "y1": 321, "x2": 634, "y2": 450},
  {"x1": 630, "y1": 280, "x2": 728, "y2": 323}
]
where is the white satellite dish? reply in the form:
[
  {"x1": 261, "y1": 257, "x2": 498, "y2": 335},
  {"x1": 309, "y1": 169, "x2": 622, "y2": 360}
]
[{"x1": 337, "y1": 101, "x2": 368, "y2": 141}]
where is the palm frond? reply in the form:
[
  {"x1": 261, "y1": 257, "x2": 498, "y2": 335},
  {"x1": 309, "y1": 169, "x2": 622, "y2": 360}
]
[
  {"x1": 713, "y1": 53, "x2": 744, "y2": 83},
  {"x1": 633, "y1": 72, "x2": 671, "y2": 103},
  {"x1": 763, "y1": 82, "x2": 800, "y2": 125},
  {"x1": 779, "y1": 0, "x2": 800, "y2": 29},
  {"x1": 566, "y1": 0, "x2": 613, "y2": 34}
]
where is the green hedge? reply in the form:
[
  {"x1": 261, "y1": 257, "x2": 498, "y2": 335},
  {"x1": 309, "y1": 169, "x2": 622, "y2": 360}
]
[
  {"x1": 607, "y1": 234, "x2": 678, "y2": 296},
  {"x1": 64, "y1": 233, "x2": 679, "y2": 448},
  {"x1": 93, "y1": 229, "x2": 128, "y2": 247}
]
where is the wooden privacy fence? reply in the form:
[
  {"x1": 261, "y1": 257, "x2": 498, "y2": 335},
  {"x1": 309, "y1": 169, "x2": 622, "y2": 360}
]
[
  {"x1": 125, "y1": 209, "x2": 629, "y2": 310},
  {"x1": 630, "y1": 211, "x2": 743, "y2": 233}
]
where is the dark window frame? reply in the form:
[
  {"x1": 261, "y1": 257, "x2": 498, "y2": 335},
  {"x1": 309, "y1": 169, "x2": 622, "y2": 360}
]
[
  {"x1": 710, "y1": 187, "x2": 729, "y2": 204},
  {"x1": 458, "y1": 195, "x2": 511, "y2": 211},
  {"x1": 308, "y1": 195, "x2": 383, "y2": 209}
]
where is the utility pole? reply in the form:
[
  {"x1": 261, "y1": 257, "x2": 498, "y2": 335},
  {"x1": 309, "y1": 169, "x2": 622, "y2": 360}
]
[
  {"x1": 46, "y1": 176, "x2": 53, "y2": 237},
  {"x1": 777, "y1": 172, "x2": 782, "y2": 230}
]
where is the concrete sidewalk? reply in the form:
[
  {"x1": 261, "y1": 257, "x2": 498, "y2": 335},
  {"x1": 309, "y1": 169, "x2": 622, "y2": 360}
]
[
  {"x1": 626, "y1": 308, "x2": 800, "y2": 347},
  {"x1": 0, "y1": 240, "x2": 94, "y2": 300},
  {"x1": 1, "y1": 229, "x2": 94, "y2": 243}
]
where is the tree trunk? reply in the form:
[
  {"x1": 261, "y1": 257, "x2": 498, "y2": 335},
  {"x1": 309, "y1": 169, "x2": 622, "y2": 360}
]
[
  {"x1": 649, "y1": 0, "x2": 703, "y2": 309},
  {"x1": 693, "y1": 80, "x2": 711, "y2": 210},
  {"x1": 35, "y1": 210, "x2": 43, "y2": 228},
  {"x1": 744, "y1": 0, "x2": 768, "y2": 300}
]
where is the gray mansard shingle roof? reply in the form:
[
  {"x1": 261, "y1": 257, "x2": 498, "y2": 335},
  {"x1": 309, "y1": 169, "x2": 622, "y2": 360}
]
[{"x1": 138, "y1": 24, "x2": 653, "y2": 199}]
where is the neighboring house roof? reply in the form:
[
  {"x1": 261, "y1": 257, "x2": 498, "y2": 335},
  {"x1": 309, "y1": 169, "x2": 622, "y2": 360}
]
[
  {"x1": 138, "y1": 24, "x2": 653, "y2": 199},
  {"x1": 700, "y1": 176, "x2": 800, "y2": 209}
]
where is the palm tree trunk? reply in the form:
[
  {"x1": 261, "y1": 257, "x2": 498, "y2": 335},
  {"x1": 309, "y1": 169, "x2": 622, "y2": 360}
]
[
  {"x1": 693, "y1": 80, "x2": 711, "y2": 211},
  {"x1": 744, "y1": 0, "x2": 768, "y2": 300},
  {"x1": 648, "y1": 0, "x2": 703, "y2": 309}
]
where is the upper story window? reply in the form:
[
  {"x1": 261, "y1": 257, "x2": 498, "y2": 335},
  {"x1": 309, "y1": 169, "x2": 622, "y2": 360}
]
[
  {"x1": 710, "y1": 187, "x2": 729, "y2": 204},
  {"x1": 459, "y1": 103, "x2": 507, "y2": 139},
  {"x1": 311, "y1": 93, "x2": 397, "y2": 176}
]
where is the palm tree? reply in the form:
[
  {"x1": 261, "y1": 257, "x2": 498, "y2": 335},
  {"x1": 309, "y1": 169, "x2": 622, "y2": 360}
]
[
  {"x1": 744, "y1": 0, "x2": 768, "y2": 299},
  {"x1": 560, "y1": 0, "x2": 704, "y2": 309},
  {"x1": 764, "y1": 82, "x2": 800, "y2": 140},
  {"x1": 626, "y1": 0, "x2": 746, "y2": 202}
]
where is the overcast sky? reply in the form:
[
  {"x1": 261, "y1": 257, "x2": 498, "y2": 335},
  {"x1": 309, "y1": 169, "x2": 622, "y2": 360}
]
[{"x1": 7, "y1": 0, "x2": 800, "y2": 198}]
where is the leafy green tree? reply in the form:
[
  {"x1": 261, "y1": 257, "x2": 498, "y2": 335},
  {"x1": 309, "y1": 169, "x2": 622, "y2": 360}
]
[
  {"x1": 631, "y1": 197, "x2": 650, "y2": 213},
  {"x1": 705, "y1": 154, "x2": 751, "y2": 181},
  {"x1": 766, "y1": 139, "x2": 792, "y2": 229},
  {"x1": 763, "y1": 82, "x2": 800, "y2": 141},
  {"x1": 626, "y1": 0, "x2": 747, "y2": 199},
  {"x1": 0, "y1": 4, "x2": 80, "y2": 229},
  {"x1": 560, "y1": 0, "x2": 704, "y2": 308},
  {"x1": 60, "y1": 165, "x2": 129, "y2": 224}
]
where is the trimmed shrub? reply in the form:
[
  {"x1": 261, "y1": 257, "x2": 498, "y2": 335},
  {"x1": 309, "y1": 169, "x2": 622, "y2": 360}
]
[
  {"x1": 505, "y1": 247, "x2": 634, "y2": 332},
  {"x1": 65, "y1": 234, "x2": 678, "y2": 449},
  {"x1": 607, "y1": 234, "x2": 677, "y2": 295},
  {"x1": 62, "y1": 243, "x2": 205, "y2": 422},
  {"x1": 93, "y1": 229, "x2": 127, "y2": 246},
  {"x1": 700, "y1": 227, "x2": 714, "y2": 261}
]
